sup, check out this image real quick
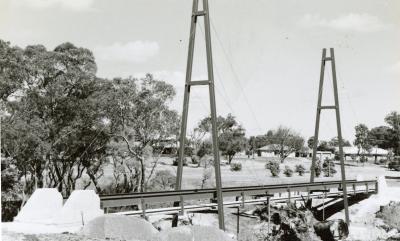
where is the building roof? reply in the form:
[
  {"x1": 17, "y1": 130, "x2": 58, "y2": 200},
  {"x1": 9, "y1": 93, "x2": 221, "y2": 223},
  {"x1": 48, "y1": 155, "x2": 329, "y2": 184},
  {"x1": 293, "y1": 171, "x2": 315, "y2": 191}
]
[
  {"x1": 335, "y1": 146, "x2": 389, "y2": 155},
  {"x1": 257, "y1": 144, "x2": 289, "y2": 152}
]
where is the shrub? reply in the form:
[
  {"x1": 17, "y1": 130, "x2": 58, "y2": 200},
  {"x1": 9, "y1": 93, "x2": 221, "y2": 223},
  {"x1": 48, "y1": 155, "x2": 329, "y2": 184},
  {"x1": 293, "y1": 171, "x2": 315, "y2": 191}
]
[
  {"x1": 265, "y1": 161, "x2": 280, "y2": 177},
  {"x1": 148, "y1": 170, "x2": 176, "y2": 191},
  {"x1": 1, "y1": 165, "x2": 23, "y2": 221},
  {"x1": 172, "y1": 157, "x2": 188, "y2": 166},
  {"x1": 322, "y1": 158, "x2": 337, "y2": 177},
  {"x1": 198, "y1": 155, "x2": 214, "y2": 168},
  {"x1": 359, "y1": 156, "x2": 368, "y2": 164},
  {"x1": 312, "y1": 159, "x2": 322, "y2": 177},
  {"x1": 295, "y1": 164, "x2": 305, "y2": 176},
  {"x1": 379, "y1": 158, "x2": 388, "y2": 165},
  {"x1": 230, "y1": 162, "x2": 242, "y2": 172},
  {"x1": 388, "y1": 156, "x2": 400, "y2": 171},
  {"x1": 191, "y1": 155, "x2": 200, "y2": 165},
  {"x1": 283, "y1": 165, "x2": 293, "y2": 177}
]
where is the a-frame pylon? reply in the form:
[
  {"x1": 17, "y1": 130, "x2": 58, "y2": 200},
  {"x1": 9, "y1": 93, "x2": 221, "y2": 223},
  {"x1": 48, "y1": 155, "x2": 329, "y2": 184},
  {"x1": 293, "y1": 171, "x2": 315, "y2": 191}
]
[
  {"x1": 310, "y1": 48, "x2": 350, "y2": 225},
  {"x1": 174, "y1": 0, "x2": 225, "y2": 230}
]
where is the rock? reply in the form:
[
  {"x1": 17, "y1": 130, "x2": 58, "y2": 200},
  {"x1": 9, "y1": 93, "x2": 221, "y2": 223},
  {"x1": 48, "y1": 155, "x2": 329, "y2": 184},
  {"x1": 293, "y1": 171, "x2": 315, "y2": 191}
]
[
  {"x1": 155, "y1": 225, "x2": 234, "y2": 241},
  {"x1": 14, "y1": 188, "x2": 63, "y2": 223},
  {"x1": 387, "y1": 233, "x2": 400, "y2": 241},
  {"x1": 81, "y1": 214, "x2": 158, "y2": 240}
]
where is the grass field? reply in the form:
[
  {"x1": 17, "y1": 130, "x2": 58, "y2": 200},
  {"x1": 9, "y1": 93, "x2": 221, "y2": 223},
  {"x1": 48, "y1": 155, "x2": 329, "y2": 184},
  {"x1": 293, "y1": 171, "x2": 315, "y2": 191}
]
[{"x1": 99, "y1": 155, "x2": 400, "y2": 191}]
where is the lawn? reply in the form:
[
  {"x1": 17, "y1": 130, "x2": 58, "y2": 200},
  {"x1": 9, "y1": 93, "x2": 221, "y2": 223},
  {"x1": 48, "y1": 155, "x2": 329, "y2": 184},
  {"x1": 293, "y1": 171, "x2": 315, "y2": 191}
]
[{"x1": 99, "y1": 155, "x2": 400, "y2": 191}]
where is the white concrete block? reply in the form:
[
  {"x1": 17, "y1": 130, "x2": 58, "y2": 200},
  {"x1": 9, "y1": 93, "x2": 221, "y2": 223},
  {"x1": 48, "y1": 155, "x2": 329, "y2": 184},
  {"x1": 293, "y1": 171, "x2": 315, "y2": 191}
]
[
  {"x1": 53, "y1": 190, "x2": 103, "y2": 225},
  {"x1": 14, "y1": 188, "x2": 63, "y2": 223}
]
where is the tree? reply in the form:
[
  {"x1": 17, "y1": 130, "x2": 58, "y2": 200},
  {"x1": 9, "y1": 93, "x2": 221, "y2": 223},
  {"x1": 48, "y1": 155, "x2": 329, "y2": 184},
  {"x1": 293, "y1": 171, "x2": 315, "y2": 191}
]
[
  {"x1": 0, "y1": 40, "x2": 27, "y2": 101},
  {"x1": 384, "y1": 111, "x2": 400, "y2": 155},
  {"x1": 307, "y1": 136, "x2": 316, "y2": 149},
  {"x1": 197, "y1": 114, "x2": 247, "y2": 164},
  {"x1": 369, "y1": 126, "x2": 396, "y2": 150},
  {"x1": 101, "y1": 75, "x2": 180, "y2": 192},
  {"x1": 266, "y1": 126, "x2": 305, "y2": 162},
  {"x1": 354, "y1": 124, "x2": 372, "y2": 161},
  {"x1": 328, "y1": 137, "x2": 351, "y2": 147},
  {"x1": 1, "y1": 42, "x2": 110, "y2": 195}
]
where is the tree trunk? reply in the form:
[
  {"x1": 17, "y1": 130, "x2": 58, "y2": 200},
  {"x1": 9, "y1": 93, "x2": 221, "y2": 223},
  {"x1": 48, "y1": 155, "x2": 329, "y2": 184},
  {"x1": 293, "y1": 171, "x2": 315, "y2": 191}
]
[{"x1": 140, "y1": 159, "x2": 146, "y2": 192}]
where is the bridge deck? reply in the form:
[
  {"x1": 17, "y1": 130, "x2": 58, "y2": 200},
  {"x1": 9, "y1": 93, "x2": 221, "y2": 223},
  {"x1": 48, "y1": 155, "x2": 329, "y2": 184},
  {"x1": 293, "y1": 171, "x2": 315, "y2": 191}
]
[{"x1": 100, "y1": 179, "x2": 377, "y2": 213}]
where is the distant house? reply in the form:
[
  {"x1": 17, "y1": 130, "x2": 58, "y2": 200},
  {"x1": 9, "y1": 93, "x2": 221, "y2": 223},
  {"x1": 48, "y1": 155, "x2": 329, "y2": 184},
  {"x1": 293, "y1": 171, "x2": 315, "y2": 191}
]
[
  {"x1": 296, "y1": 146, "x2": 311, "y2": 158},
  {"x1": 315, "y1": 151, "x2": 334, "y2": 160},
  {"x1": 257, "y1": 144, "x2": 295, "y2": 158},
  {"x1": 335, "y1": 146, "x2": 389, "y2": 162}
]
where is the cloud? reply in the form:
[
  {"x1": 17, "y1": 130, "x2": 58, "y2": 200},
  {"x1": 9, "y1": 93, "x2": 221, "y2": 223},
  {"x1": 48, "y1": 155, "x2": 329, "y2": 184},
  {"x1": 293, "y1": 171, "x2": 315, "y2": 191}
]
[
  {"x1": 387, "y1": 61, "x2": 400, "y2": 74},
  {"x1": 94, "y1": 41, "x2": 160, "y2": 63},
  {"x1": 299, "y1": 13, "x2": 389, "y2": 32},
  {"x1": 13, "y1": 0, "x2": 95, "y2": 11}
]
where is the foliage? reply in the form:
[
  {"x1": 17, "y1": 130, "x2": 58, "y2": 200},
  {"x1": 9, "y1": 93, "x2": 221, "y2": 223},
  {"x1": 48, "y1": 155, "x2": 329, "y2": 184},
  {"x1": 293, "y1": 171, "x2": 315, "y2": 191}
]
[
  {"x1": 191, "y1": 155, "x2": 200, "y2": 165},
  {"x1": 354, "y1": 124, "x2": 372, "y2": 157},
  {"x1": 328, "y1": 137, "x2": 351, "y2": 147},
  {"x1": 307, "y1": 136, "x2": 316, "y2": 149},
  {"x1": 196, "y1": 114, "x2": 247, "y2": 164},
  {"x1": 230, "y1": 162, "x2": 242, "y2": 172},
  {"x1": 283, "y1": 165, "x2": 293, "y2": 177},
  {"x1": 147, "y1": 170, "x2": 176, "y2": 191},
  {"x1": 0, "y1": 40, "x2": 180, "y2": 196},
  {"x1": 200, "y1": 167, "x2": 213, "y2": 189},
  {"x1": 322, "y1": 158, "x2": 336, "y2": 177},
  {"x1": 172, "y1": 157, "x2": 188, "y2": 166},
  {"x1": 102, "y1": 74, "x2": 180, "y2": 192},
  {"x1": 265, "y1": 126, "x2": 304, "y2": 162},
  {"x1": 384, "y1": 111, "x2": 400, "y2": 155},
  {"x1": 1, "y1": 42, "x2": 109, "y2": 195},
  {"x1": 1, "y1": 160, "x2": 23, "y2": 221},
  {"x1": 313, "y1": 159, "x2": 322, "y2": 178},
  {"x1": 196, "y1": 140, "x2": 212, "y2": 158},
  {"x1": 388, "y1": 156, "x2": 400, "y2": 171},
  {"x1": 369, "y1": 126, "x2": 396, "y2": 150},
  {"x1": 317, "y1": 141, "x2": 335, "y2": 152},
  {"x1": 295, "y1": 164, "x2": 306, "y2": 176},
  {"x1": 265, "y1": 160, "x2": 280, "y2": 177}
]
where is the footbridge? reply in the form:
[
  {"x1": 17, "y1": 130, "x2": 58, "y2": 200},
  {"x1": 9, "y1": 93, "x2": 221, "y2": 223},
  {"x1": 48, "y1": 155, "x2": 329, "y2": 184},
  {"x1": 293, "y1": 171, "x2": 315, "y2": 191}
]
[{"x1": 99, "y1": 179, "x2": 377, "y2": 217}]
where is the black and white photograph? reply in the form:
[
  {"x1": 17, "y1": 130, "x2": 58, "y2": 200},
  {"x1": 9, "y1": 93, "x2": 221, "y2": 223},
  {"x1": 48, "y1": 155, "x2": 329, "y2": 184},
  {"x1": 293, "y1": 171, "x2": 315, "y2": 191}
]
[{"x1": 1, "y1": 0, "x2": 399, "y2": 240}]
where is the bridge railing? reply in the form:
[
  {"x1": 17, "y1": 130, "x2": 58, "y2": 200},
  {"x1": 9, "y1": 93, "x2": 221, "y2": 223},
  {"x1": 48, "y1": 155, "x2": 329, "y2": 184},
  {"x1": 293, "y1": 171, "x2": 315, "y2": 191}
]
[{"x1": 100, "y1": 179, "x2": 377, "y2": 210}]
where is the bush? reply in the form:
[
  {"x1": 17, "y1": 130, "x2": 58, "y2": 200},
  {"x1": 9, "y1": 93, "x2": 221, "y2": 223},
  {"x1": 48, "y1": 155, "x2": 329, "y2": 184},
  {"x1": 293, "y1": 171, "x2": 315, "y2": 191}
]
[
  {"x1": 265, "y1": 161, "x2": 280, "y2": 177},
  {"x1": 191, "y1": 155, "x2": 200, "y2": 165},
  {"x1": 1, "y1": 165, "x2": 23, "y2": 221},
  {"x1": 312, "y1": 159, "x2": 322, "y2": 178},
  {"x1": 172, "y1": 157, "x2": 188, "y2": 166},
  {"x1": 388, "y1": 156, "x2": 400, "y2": 171},
  {"x1": 230, "y1": 163, "x2": 242, "y2": 172},
  {"x1": 295, "y1": 164, "x2": 305, "y2": 176},
  {"x1": 148, "y1": 170, "x2": 176, "y2": 191},
  {"x1": 359, "y1": 156, "x2": 368, "y2": 164},
  {"x1": 379, "y1": 158, "x2": 388, "y2": 165},
  {"x1": 322, "y1": 158, "x2": 337, "y2": 177},
  {"x1": 283, "y1": 165, "x2": 293, "y2": 177}
]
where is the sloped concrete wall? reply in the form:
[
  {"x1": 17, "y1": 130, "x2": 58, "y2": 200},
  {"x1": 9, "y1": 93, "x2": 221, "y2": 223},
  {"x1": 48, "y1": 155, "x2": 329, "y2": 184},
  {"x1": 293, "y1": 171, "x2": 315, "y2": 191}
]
[
  {"x1": 14, "y1": 188, "x2": 63, "y2": 223},
  {"x1": 53, "y1": 190, "x2": 103, "y2": 225}
]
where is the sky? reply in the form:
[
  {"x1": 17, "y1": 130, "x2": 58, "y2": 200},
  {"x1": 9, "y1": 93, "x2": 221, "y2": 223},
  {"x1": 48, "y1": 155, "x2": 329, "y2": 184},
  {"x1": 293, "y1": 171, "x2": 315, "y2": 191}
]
[{"x1": 1, "y1": 0, "x2": 399, "y2": 142}]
